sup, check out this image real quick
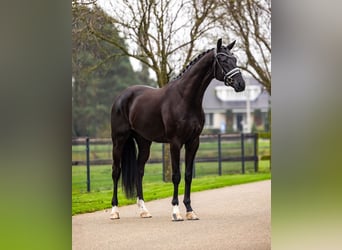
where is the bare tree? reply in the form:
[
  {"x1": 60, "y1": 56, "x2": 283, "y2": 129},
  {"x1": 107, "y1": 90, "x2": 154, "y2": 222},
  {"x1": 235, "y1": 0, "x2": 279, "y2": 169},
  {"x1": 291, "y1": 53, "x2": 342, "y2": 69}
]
[
  {"x1": 77, "y1": 0, "x2": 220, "y2": 181},
  {"x1": 87, "y1": 0, "x2": 220, "y2": 86},
  {"x1": 217, "y1": 0, "x2": 271, "y2": 94}
]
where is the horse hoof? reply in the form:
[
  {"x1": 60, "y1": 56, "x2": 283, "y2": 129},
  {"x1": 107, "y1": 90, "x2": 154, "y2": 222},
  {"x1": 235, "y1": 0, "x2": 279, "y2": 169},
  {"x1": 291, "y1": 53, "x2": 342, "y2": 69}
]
[
  {"x1": 186, "y1": 211, "x2": 199, "y2": 220},
  {"x1": 140, "y1": 211, "x2": 152, "y2": 218},
  {"x1": 172, "y1": 213, "x2": 184, "y2": 222},
  {"x1": 110, "y1": 212, "x2": 120, "y2": 220}
]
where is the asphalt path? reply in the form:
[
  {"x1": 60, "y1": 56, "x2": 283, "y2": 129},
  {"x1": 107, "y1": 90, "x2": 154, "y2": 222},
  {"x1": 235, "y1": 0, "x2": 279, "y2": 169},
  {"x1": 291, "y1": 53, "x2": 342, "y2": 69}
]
[{"x1": 72, "y1": 180, "x2": 270, "y2": 250}]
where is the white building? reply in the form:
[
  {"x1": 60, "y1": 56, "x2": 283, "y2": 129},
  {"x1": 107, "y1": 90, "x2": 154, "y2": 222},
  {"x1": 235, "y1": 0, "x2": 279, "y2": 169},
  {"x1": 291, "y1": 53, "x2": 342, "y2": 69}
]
[{"x1": 203, "y1": 77, "x2": 270, "y2": 133}]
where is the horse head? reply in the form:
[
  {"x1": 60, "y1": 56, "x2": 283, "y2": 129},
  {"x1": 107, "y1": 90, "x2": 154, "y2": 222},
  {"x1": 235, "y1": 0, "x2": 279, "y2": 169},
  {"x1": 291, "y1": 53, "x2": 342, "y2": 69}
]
[{"x1": 214, "y1": 38, "x2": 245, "y2": 92}]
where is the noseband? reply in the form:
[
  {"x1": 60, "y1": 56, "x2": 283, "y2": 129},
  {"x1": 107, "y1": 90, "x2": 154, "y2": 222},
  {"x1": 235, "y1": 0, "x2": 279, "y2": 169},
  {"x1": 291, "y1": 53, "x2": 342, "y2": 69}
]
[{"x1": 214, "y1": 52, "x2": 241, "y2": 86}]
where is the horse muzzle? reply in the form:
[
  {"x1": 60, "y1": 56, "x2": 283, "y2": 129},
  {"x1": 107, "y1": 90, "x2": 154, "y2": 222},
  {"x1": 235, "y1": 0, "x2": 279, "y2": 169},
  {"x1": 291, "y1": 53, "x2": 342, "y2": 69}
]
[{"x1": 224, "y1": 68, "x2": 245, "y2": 92}]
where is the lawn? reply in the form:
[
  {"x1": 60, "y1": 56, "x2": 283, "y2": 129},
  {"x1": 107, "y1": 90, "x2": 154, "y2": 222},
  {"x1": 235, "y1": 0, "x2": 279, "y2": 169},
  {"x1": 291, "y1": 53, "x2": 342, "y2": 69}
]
[{"x1": 72, "y1": 160, "x2": 271, "y2": 215}]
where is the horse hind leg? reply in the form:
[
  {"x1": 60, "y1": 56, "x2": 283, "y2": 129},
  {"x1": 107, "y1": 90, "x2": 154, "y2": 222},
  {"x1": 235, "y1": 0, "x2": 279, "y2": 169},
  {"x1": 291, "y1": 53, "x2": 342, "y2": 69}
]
[
  {"x1": 110, "y1": 170, "x2": 120, "y2": 218},
  {"x1": 110, "y1": 144, "x2": 122, "y2": 220},
  {"x1": 137, "y1": 199, "x2": 152, "y2": 218},
  {"x1": 135, "y1": 135, "x2": 152, "y2": 218},
  {"x1": 110, "y1": 135, "x2": 127, "y2": 220}
]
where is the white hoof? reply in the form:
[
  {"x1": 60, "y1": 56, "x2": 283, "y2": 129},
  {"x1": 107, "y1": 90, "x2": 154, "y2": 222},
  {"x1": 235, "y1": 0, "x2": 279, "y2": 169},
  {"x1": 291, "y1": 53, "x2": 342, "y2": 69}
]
[
  {"x1": 172, "y1": 213, "x2": 184, "y2": 221},
  {"x1": 110, "y1": 206, "x2": 120, "y2": 220},
  {"x1": 137, "y1": 199, "x2": 152, "y2": 218},
  {"x1": 171, "y1": 205, "x2": 184, "y2": 221},
  {"x1": 110, "y1": 212, "x2": 120, "y2": 220},
  {"x1": 140, "y1": 211, "x2": 152, "y2": 218},
  {"x1": 186, "y1": 211, "x2": 199, "y2": 220}
]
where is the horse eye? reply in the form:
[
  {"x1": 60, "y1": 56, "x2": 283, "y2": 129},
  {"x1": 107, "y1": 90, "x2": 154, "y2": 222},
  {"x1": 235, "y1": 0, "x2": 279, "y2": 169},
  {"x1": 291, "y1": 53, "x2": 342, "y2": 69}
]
[{"x1": 219, "y1": 56, "x2": 228, "y2": 62}]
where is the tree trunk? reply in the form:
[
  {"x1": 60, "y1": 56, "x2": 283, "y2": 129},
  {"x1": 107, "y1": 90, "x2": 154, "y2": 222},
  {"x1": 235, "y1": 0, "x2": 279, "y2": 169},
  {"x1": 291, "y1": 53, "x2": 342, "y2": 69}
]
[
  {"x1": 163, "y1": 143, "x2": 172, "y2": 182},
  {"x1": 158, "y1": 72, "x2": 172, "y2": 182}
]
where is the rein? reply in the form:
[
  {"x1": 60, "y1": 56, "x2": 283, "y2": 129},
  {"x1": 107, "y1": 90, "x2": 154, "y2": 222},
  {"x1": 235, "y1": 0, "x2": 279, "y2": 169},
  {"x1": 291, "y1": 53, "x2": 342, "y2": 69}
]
[{"x1": 214, "y1": 51, "x2": 241, "y2": 86}]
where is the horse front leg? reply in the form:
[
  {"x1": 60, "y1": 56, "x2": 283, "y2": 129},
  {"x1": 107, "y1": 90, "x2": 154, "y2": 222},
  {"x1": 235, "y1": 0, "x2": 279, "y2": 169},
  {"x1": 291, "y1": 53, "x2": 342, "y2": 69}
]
[
  {"x1": 170, "y1": 142, "x2": 183, "y2": 221},
  {"x1": 184, "y1": 137, "x2": 200, "y2": 220}
]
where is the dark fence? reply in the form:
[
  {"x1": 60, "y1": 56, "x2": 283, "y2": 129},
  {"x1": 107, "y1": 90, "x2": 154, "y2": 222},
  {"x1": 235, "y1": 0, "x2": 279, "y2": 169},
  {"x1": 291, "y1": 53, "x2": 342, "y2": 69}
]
[{"x1": 72, "y1": 133, "x2": 267, "y2": 192}]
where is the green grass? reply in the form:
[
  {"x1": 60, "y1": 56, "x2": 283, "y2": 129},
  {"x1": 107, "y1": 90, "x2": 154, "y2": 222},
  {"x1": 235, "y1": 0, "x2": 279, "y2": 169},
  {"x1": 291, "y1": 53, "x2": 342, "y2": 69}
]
[
  {"x1": 72, "y1": 160, "x2": 271, "y2": 215},
  {"x1": 72, "y1": 138, "x2": 271, "y2": 215}
]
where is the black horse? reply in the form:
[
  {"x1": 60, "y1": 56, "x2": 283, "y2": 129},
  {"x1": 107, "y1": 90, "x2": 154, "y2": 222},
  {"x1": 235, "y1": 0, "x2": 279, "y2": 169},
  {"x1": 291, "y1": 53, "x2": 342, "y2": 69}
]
[{"x1": 110, "y1": 39, "x2": 245, "y2": 221}]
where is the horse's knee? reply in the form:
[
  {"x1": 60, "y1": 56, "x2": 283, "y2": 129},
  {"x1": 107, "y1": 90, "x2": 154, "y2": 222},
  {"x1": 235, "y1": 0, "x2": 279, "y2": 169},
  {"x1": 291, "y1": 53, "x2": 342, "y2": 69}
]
[{"x1": 185, "y1": 172, "x2": 192, "y2": 183}]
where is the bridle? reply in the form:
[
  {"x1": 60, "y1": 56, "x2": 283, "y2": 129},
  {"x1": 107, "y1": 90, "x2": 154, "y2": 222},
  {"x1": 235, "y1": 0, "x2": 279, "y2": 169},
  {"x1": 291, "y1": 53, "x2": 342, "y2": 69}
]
[{"x1": 214, "y1": 51, "x2": 241, "y2": 86}]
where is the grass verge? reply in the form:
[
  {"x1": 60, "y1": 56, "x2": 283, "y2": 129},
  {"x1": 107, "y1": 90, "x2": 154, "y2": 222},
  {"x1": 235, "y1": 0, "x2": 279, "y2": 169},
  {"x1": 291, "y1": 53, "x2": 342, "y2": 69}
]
[{"x1": 72, "y1": 171, "x2": 270, "y2": 215}]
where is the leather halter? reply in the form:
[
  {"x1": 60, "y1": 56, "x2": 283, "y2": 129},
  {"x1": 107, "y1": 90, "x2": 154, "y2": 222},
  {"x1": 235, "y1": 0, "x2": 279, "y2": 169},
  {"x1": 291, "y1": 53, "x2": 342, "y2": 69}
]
[{"x1": 214, "y1": 51, "x2": 241, "y2": 86}]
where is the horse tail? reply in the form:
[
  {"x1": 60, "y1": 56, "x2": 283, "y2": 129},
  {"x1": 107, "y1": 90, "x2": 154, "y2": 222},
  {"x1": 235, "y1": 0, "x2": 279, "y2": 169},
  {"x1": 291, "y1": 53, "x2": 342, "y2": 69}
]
[{"x1": 121, "y1": 135, "x2": 138, "y2": 199}]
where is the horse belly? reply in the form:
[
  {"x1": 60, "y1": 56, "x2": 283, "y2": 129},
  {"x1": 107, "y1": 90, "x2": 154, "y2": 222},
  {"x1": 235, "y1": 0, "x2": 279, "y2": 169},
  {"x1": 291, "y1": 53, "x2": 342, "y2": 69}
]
[
  {"x1": 129, "y1": 104, "x2": 166, "y2": 142},
  {"x1": 133, "y1": 120, "x2": 166, "y2": 142}
]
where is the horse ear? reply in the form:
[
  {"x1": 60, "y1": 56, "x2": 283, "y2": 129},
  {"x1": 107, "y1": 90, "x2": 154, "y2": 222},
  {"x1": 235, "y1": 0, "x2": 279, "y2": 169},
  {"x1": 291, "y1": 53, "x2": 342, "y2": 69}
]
[
  {"x1": 217, "y1": 38, "x2": 222, "y2": 50},
  {"x1": 227, "y1": 40, "x2": 236, "y2": 50}
]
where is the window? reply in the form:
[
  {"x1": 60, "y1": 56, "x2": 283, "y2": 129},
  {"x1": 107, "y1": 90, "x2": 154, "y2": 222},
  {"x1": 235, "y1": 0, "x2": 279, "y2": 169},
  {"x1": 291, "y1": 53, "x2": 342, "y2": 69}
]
[{"x1": 205, "y1": 113, "x2": 214, "y2": 127}]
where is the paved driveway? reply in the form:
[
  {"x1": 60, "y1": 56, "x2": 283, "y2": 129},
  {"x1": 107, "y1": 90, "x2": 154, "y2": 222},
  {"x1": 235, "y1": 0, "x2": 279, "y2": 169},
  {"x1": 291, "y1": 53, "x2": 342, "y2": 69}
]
[{"x1": 72, "y1": 180, "x2": 271, "y2": 250}]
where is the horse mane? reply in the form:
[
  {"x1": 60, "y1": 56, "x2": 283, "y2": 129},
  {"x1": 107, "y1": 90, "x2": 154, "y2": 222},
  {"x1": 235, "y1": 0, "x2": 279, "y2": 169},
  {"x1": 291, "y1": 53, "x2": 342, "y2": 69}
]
[{"x1": 170, "y1": 48, "x2": 215, "y2": 82}]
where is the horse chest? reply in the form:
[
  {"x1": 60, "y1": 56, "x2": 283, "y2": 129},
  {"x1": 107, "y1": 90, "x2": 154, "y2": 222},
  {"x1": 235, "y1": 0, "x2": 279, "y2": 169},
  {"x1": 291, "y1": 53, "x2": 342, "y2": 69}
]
[{"x1": 175, "y1": 116, "x2": 203, "y2": 137}]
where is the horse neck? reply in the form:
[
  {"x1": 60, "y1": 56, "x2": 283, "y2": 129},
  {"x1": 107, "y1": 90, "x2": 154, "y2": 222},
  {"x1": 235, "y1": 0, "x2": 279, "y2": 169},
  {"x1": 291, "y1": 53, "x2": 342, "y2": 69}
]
[{"x1": 176, "y1": 51, "x2": 215, "y2": 106}]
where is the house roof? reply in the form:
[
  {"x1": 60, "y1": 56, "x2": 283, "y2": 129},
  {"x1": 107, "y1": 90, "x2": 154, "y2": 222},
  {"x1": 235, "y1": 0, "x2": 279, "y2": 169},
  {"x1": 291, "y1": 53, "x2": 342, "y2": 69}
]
[{"x1": 203, "y1": 77, "x2": 270, "y2": 112}]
